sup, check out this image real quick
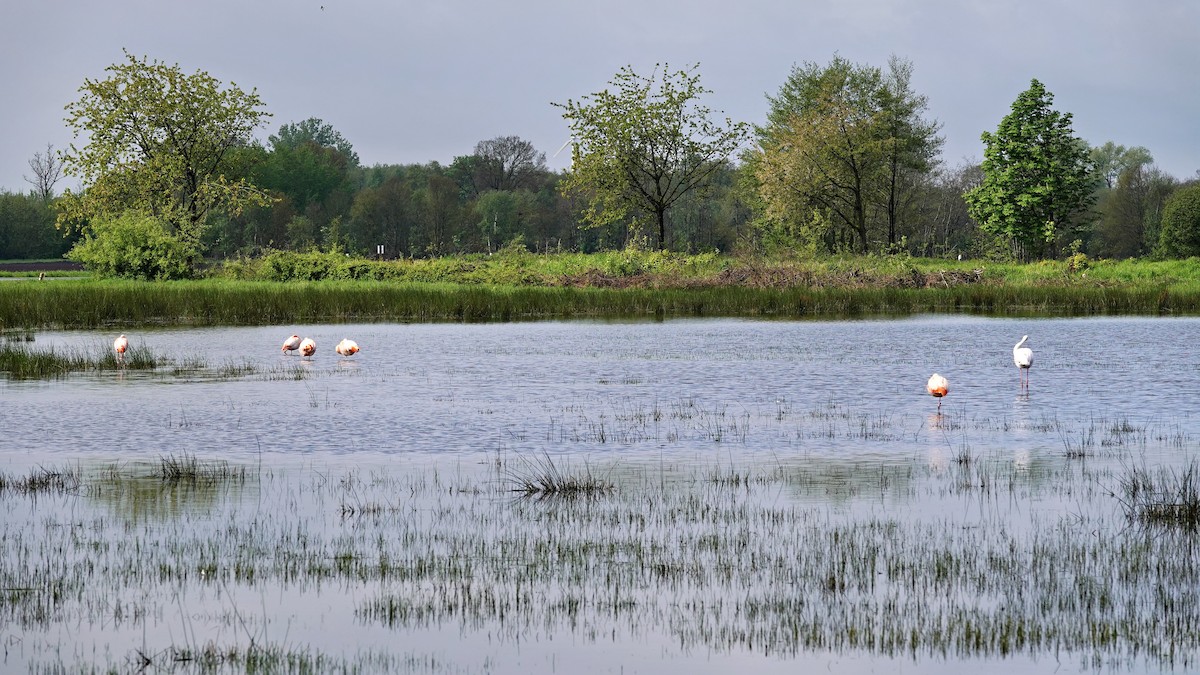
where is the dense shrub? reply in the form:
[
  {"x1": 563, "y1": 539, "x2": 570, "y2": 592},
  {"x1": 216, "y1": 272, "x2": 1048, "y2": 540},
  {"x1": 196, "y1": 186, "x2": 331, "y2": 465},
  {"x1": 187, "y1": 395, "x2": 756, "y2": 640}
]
[
  {"x1": 1157, "y1": 183, "x2": 1200, "y2": 259},
  {"x1": 67, "y1": 211, "x2": 197, "y2": 280}
]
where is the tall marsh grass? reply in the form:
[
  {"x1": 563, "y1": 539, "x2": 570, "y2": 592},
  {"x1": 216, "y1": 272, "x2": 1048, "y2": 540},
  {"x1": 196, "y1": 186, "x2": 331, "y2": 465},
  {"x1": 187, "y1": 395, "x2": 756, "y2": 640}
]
[
  {"x1": 506, "y1": 452, "x2": 615, "y2": 498},
  {"x1": 3, "y1": 277, "x2": 1199, "y2": 329},
  {"x1": 1117, "y1": 461, "x2": 1200, "y2": 529},
  {"x1": 0, "y1": 340, "x2": 160, "y2": 378}
]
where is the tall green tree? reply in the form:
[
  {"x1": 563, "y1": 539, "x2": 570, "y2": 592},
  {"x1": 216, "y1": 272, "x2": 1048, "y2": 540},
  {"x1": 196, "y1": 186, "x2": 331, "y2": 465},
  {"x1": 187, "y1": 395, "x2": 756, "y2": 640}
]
[
  {"x1": 963, "y1": 79, "x2": 1094, "y2": 259},
  {"x1": 349, "y1": 176, "x2": 416, "y2": 257},
  {"x1": 751, "y1": 55, "x2": 941, "y2": 253},
  {"x1": 255, "y1": 139, "x2": 354, "y2": 215},
  {"x1": 1106, "y1": 165, "x2": 1176, "y2": 258},
  {"x1": 473, "y1": 136, "x2": 548, "y2": 192},
  {"x1": 59, "y1": 51, "x2": 273, "y2": 251},
  {"x1": 554, "y1": 63, "x2": 750, "y2": 249},
  {"x1": 0, "y1": 191, "x2": 75, "y2": 259},
  {"x1": 270, "y1": 117, "x2": 359, "y2": 167},
  {"x1": 876, "y1": 57, "x2": 943, "y2": 247},
  {"x1": 1090, "y1": 141, "x2": 1153, "y2": 190}
]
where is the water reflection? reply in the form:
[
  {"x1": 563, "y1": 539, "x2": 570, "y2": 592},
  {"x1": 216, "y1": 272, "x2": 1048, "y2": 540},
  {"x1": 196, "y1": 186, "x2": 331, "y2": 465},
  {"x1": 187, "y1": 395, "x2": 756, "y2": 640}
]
[
  {"x1": 2, "y1": 316, "x2": 1199, "y2": 673},
  {"x1": 85, "y1": 460, "x2": 256, "y2": 523}
]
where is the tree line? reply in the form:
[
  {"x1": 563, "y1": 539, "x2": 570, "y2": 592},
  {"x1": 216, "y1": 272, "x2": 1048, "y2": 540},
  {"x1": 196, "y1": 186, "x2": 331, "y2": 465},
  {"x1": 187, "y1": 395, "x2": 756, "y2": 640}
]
[{"x1": 2, "y1": 51, "x2": 1197, "y2": 275}]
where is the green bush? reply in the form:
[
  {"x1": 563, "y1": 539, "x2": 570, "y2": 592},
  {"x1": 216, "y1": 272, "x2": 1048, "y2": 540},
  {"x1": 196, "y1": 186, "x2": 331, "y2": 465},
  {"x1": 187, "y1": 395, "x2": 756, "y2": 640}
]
[
  {"x1": 66, "y1": 211, "x2": 197, "y2": 280},
  {"x1": 1157, "y1": 184, "x2": 1200, "y2": 258}
]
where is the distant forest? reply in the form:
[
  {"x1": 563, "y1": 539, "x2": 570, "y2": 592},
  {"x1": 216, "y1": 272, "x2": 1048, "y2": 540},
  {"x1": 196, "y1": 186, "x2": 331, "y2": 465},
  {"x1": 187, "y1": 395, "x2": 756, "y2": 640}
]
[{"x1": 3, "y1": 56, "x2": 1197, "y2": 264}]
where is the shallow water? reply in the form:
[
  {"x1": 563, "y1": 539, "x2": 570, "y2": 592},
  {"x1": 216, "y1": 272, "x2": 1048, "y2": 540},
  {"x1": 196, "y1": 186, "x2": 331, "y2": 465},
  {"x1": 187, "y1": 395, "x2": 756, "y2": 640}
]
[{"x1": 2, "y1": 316, "x2": 1199, "y2": 673}]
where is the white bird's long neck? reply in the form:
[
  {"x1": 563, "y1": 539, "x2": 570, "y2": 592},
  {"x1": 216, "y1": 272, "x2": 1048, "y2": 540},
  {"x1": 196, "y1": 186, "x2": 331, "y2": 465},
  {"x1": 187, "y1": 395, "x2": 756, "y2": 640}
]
[{"x1": 1015, "y1": 336, "x2": 1027, "y2": 350}]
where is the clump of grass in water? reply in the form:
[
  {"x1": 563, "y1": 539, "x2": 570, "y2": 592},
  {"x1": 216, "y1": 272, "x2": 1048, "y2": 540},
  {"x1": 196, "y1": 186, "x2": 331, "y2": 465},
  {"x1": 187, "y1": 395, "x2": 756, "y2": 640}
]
[
  {"x1": 0, "y1": 341, "x2": 160, "y2": 379},
  {"x1": 158, "y1": 453, "x2": 247, "y2": 485},
  {"x1": 507, "y1": 452, "x2": 613, "y2": 498},
  {"x1": 142, "y1": 642, "x2": 384, "y2": 673},
  {"x1": 1117, "y1": 460, "x2": 1200, "y2": 529},
  {"x1": 0, "y1": 464, "x2": 81, "y2": 495}
]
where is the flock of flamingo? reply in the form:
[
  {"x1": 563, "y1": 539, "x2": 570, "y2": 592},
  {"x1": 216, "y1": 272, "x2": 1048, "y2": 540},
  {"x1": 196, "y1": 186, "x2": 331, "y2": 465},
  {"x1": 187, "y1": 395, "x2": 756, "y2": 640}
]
[
  {"x1": 111, "y1": 333, "x2": 361, "y2": 362},
  {"x1": 111, "y1": 330, "x2": 1031, "y2": 407},
  {"x1": 278, "y1": 334, "x2": 360, "y2": 357},
  {"x1": 927, "y1": 334, "x2": 1034, "y2": 410}
]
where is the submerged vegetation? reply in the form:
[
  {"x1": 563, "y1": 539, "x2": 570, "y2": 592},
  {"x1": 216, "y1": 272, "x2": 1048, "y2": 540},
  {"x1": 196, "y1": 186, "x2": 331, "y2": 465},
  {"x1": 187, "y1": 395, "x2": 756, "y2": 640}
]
[
  {"x1": 1117, "y1": 460, "x2": 1200, "y2": 529},
  {"x1": 3, "y1": 252, "x2": 1200, "y2": 328},
  {"x1": 4, "y1": 432, "x2": 1200, "y2": 673},
  {"x1": 506, "y1": 452, "x2": 614, "y2": 498},
  {"x1": 0, "y1": 338, "x2": 304, "y2": 381},
  {"x1": 0, "y1": 339, "x2": 160, "y2": 378},
  {"x1": 0, "y1": 464, "x2": 81, "y2": 495}
]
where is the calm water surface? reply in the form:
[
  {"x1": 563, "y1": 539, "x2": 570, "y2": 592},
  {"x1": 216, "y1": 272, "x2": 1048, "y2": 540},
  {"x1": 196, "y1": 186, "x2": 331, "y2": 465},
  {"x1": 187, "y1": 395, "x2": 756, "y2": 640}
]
[
  {"x1": 2, "y1": 316, "x2": 1198, "y2": 673},
  {"x1": 9, "y1": 315, "x2": 1197, "y2": 461}
]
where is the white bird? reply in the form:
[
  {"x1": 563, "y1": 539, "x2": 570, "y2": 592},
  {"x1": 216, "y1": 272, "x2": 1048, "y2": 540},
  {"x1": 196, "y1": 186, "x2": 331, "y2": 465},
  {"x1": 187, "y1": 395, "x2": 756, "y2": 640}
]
[
  {"x1": 926, "y1": 373, "x2": 948, "y2": 411},
  {"x1": 1013, "y1": 335, "x2": 1034, "y2": 387},
  {"x1": 335, "y1": 338, "x2": 359, "y2": 356},
  {"x1": 299, "y1": 337, "x2": 316, "y2": 357},
  {"x1": 113, "y1": 334, "x2": 128, "y2": 362},
  {"x1": 282, "y1": 334, "x2": 302, "y2": 354}
]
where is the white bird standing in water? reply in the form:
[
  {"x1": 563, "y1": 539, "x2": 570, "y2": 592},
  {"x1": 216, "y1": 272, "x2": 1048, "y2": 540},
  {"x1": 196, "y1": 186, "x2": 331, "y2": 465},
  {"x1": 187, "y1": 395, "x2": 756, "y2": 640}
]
[
  {"x1": 1013, "y1": 335, "x2": 1034, "y2": 387},
  {"x1": 335, "y1": 338, "x2": 359, "y2": 356},
  {"x1": 926, "y1": 373, "x2": 948, "y2": 411},
  {"x1": 282, "y1": 334, "x2": 302, "y2": 354},
  {"x1": 113, "y1": 334, "x2": 128, "y2": 362},
  {"x1": 299, "y1": 337, "x2": 317, "y2": 357}
]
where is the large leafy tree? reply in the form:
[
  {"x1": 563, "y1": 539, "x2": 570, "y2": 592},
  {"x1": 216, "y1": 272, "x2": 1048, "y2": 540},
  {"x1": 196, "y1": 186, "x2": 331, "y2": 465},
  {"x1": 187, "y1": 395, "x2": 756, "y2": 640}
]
[
  {"x1": 349, "y1": 175, "x2": 417, "y2": 257},
  {"x1": 875, "y1": 57, "x2": 943, "y2": 247},
  {"x1": 1090, "y1": 141, "x2": 1153, "y2": 190},
  {"x1": 264, "y1": 119, "x2": 359, "y2": 207},
  {"x1": 59, "y1": 51, "x2": 272, "y2": 249},
  {"x1": 1089, "y1": 144, "x2": 1175, "y2": 258},
  {"x1": 963, "y1": 79, "x2": 1094, "y2": 259},
  {"x1": 0, "y1": 191, "x2": 75, "y2": 259},
  {"x1": 554, "y1": 64, "x2": 750, "y2": 249},
  {"x1": 473, "y1": 136, "x2": 548, "y2": 192},
  {"x1": 269, "y1": 117, "x2": 359, "y2": 167},
  {"x1": 752, "y1": 55, "x2": 941, "y2": 253}
]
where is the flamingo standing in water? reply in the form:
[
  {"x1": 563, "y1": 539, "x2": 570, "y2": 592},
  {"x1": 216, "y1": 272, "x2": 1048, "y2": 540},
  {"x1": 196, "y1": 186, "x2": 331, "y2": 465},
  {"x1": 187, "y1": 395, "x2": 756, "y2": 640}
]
[
  {"x1": 1013, "y1": 335, "x2": 1034, "y2": 387},
  {"x1": 282, "y1": 334, "x2": 302, "y2": 354},
  {"x1": 299, "y1": 337, "x2": 317, "y2": 357},
  {"x1": 113, "y1": 334, "x2": 128, "y2": 363},
  {"x1": 926, "y1": 373, "x2": 948, "y2": 411},
  {"x1": 335, "y1": 338, "x2": 359, "y2": 356}
]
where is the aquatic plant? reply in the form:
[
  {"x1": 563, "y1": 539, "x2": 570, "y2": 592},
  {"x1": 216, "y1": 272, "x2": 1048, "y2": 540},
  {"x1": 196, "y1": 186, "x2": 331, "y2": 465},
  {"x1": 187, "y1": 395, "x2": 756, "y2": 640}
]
[
  {"x1": 0, "y1": 341, "x2": 161, "y2": 379},
  {"x1": 506, "y1": 452, "x2": 614, "y2": 498},
  {"x1": 0, "y1": 465, "x2": 81, "y2": 495},
  {"x1": 158, "y1": 453, "x2": 247, "y2": 485},
  {"x1": 1117, "y1": 460, "x2": 1200, "y2": 529}
]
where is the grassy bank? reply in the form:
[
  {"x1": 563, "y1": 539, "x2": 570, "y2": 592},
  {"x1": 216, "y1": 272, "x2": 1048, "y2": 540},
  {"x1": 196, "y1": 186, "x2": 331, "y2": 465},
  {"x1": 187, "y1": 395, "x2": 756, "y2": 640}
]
[
  {"x1": 220, "y1": 248, "x2": 1200, "y2": 289},
  {"x1": 2, "y1": 252, "x2": 1198, "y2": 328}
]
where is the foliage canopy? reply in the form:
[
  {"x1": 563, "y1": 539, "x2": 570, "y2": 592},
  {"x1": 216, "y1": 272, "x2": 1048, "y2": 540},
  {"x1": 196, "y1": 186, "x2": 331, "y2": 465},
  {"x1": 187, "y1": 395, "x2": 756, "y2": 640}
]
[
  {"x1": 59, "y1": 50, "x2": 273, "y2": 248},
  {"x1": 67, "y1": 211, "x2": 198, "y2": 280},
  {"x1": 752, "y1": 55, "x2": 942, "y2": 254},
  {"x1": 554, "y1": 64, "x2": 750, "y2": 250},
  {"x1": 963, "y1": 79, "x2": 1093, "y2": 259},
  {"x1": 1157, "y1": 183, "x2": 1200, "y2": 258}
]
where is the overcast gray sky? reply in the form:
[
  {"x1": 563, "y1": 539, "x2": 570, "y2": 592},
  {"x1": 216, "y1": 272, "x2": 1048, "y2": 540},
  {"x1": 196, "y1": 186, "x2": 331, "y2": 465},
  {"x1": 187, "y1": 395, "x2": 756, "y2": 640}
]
[{"x1": 3, "y1": 0, "x2": 1197, "y2": 193}]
